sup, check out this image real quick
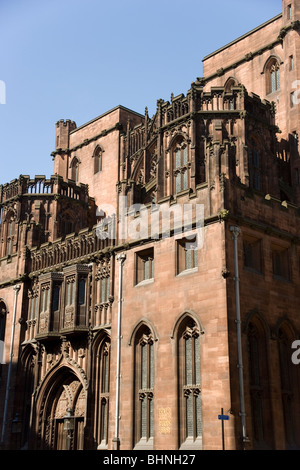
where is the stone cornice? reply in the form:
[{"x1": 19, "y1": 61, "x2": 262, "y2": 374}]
[
  {"x1": 201, "y1": 20, "x2": 300, "y2": 84},
  {"x1": 51, "y1": 121, "x2": 124, "y2": 158}
]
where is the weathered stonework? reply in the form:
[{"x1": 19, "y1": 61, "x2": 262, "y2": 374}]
[{"x1": 0, "y1": 0, "x2": 300, "y2": 451}]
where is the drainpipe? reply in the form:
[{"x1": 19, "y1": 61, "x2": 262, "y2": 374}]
[
  {"x1": 1, "y1": 284, "x2": 21, "y2": 447},
  {"x1": 113, "y1": 253, "x2": 126, "y2": 450},
  {"x1": 229, "y1": 226, "x2": 248, "y2": 449}
]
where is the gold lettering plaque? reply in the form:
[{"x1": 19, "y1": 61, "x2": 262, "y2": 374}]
[{"x1": 158, "y1": 407, "x2": 171, "y2": 434}]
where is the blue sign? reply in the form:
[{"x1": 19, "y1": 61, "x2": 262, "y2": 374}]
[{"x1": 218, "y1": 415, "x2": 229, "y2": 421}]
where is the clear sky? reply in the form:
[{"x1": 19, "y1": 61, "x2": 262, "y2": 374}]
[{"x1": 0, "y1": 0, "x2": 282, "y2": 185}]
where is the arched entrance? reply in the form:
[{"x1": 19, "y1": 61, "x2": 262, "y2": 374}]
[{"x1": 35, "y1": 367, "x2": 86, "y2": 450}]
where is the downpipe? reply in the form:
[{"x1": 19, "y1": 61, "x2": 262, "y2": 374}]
[
  {"x1": 1, "y1": 284, "x2": 21, "y2": 447},
  {"x1": 113, "y1": 253, "x2": 126, "y2": 450},
  {"x1": 229, "y1": 226, "x2": 248, "y2": 449}
]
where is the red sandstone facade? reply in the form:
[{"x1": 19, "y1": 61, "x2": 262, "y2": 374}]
[{"x1": 0, "y1": 0, "x2": 300, "y2": 451}]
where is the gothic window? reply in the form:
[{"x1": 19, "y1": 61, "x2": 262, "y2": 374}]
[
  {"x1": 134, "y1": 325, "x2": 154, "y2": 448},
  {"x1": 173, "y1": 141, "x2": 189, "y2": 194},
  {"x1": 247, "y1": 319, "x2": 274, "y2": 449},
  {"x1": 265, "y1": 59, "x2": 280, "y2": 94},
  {"x1": 99, "y1": 341, "x2": 110, "y2": 445},
  {"x1": 248, "y1": 140, "x2": 261, "y2": 191},
  {"x1": 135, "y1": 248, "x2": 154, "y2": 284},
  {"x1": 177, "y1": 317, "x2": 202, "y2": 449},
  {"x1": 224, "y1": 78, "x2": 238, "y2": 109},
  {"x1": 70, "y1": 157, "x2": 80, "y2": 183},
  {"x1": 5, "y1": 212, "x2": 15, "y2": 256},
  {"x1": 94, "y1": 147, "x2": 102, "y2": 174},
  {"x1": 95, "y1": 260, "x2": 111, "y2": 305},
  {"x1": 177, "y1": 236, "x2": 198, "y2": 274}
]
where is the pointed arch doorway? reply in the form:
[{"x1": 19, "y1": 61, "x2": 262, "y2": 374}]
[{"x1": 35, "y1": 367, "x2": 86, "y2": 450}]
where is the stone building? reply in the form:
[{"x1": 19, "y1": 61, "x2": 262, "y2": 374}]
[{"x1": 0, "y1": 0, "x2": 299, "y2": 451}]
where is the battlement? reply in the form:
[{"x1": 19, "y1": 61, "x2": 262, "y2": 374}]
[{"x1": 0, "y1": 174, "x2": 90, "y2": 204}]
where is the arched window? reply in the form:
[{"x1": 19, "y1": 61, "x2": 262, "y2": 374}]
[
  {"x1": 94, "y1": 147, "x2": 102, "y2": 174},
  {"x1": 224, "y1": 78, "x2": 238, "y2": 109},
  {"x1": 93, "y1": 337, "x2": 110, "y2": 448},
  {"x1": 224, "y1": 77, "x2": 238, "y2": 92},
  {"x1": 133, "y1": 324, "x2": 154, "y2": 449},
  {"x1": 278, "y1": 324, "x2": 300, "y2": 449},
  {"x1": 5, "y1": 211, "x2": 15, "y2": 256},
  {"x1": 173, "y1": 139, "x2": 189, "y2": 194},
  {"x1": 265, "y1": 58, "x2": 280, "y2": 94},
  {"x1": 247, "y1": 318, "x2": 274, "y2": 449},
  {"x1": 177, "y1": 315, "x2": 202, "y2": 449},
  {"x1": 70, "y1": 157, "x2": 79, "y2": 183}
]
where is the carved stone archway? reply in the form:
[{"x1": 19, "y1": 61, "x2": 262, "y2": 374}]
[{"x1": 34, "y1": 367, "x2": 86, "y2": 450}]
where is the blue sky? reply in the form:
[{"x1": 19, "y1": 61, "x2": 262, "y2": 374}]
[{"x1": 0, "y1": 0, "x2": 282, "y2": 185}]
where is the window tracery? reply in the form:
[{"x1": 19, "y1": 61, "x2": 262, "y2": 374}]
[
  {"x1": 70, "y1": 157, "x2": 80, "y2": 183},
  {"x1": 133, "y1": 325, "x2": 154, "y2": 449},
  {"x1": 265, "y1": 58, "x2": 280, "y2": 94},
  {"x1": 94, "y1": 146, "x2": 103, "y2": 174},
  {"x1": 173, "y1": 140, "x2": 190, "y2": 194},
  {"x1": 177, "y1": 316, "x2": 202, "y2": 449}
]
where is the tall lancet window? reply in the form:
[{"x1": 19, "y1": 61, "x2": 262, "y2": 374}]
[
  {"x1": 94, "y1": 147, "x2": 102, "y2": 174},
  {"x1": 70, "y1": 157, "x2": 80, "y2": 183},
  {"x1": 93, "y1": 336, "x2": 111, "y2": 449},
  {"x1": 134, "y1": 325, "x2": 154, "y2": 449},
  {"x1": 177, "y1": 317, "x2": 202, "y2": 449},
  {"x1": 173, "y1": 140, "x2": 189, "y2": 194},
  {"x1": 99, "y1": 340, "x2": 110, "y2": 447},
  {"x1": 5, "y1": 212, "x2": 15, "y2": 256},
  {"x1": 265, "y1": 58, "x2": 280, "y2": 94}
]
